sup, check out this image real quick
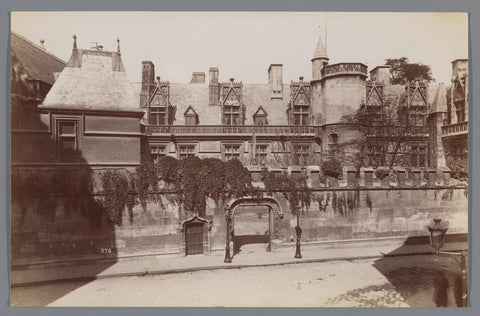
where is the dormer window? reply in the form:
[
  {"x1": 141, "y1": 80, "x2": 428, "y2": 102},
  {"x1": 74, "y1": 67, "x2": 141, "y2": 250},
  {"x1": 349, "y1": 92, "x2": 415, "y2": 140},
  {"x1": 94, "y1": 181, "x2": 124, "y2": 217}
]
[
  {"x1": 253, "y1": 106, "x2": 268, "y2": 126},
  {"x1": 184, "y1": 105, "x2": 199, "y2": 125},
  {"x1": 221, "y1": 79, "x2": 244, "y2": 126},
  {"x1": 290, "y1": 79, "x2": 311, "y2": 126},
  {"x1": 147, "y1": 79, "x2": 170, "y2": 125}
]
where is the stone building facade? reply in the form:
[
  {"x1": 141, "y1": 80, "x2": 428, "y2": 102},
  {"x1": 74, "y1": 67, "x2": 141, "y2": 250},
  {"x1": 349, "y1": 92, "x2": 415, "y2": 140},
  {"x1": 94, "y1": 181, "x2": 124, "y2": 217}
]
[{"x1": 10, "y1": 32, "x2": 468, "y2": 264}]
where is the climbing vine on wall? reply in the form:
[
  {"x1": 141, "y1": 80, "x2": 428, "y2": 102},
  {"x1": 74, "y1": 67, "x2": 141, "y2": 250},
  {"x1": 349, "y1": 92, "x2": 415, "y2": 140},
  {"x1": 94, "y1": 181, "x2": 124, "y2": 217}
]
[
  {"x1": 100, "y1": 169, "x2": 137, "y2": 225},
  {"x1": 262, "y1": 169, "x2": 311, "y2": 214},
  {"x1": 132, "y1": 156, "x2": 254, "y2": 219}
]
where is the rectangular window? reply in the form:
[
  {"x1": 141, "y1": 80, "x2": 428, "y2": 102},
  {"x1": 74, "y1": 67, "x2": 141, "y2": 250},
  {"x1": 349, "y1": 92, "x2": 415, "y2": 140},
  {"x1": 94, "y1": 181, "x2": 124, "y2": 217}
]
[
  {"x1": 150, "y1": 144, "x2": 167, "y2": 163},
  {"x1": 410, "y1": 146, "x2": 426, "y2": 168},
  {"x1": 293, "y1": 143, "x2": 311, "y2": 166},
  {"x1": 149, "y1": 105, "x2": 167, "y2": 125},
  {"x1": 224, "y1": 106, "x2": 241, "y2": 125},
  {"x1": 185, "y1": 115, "x2": 197, "y2": 125},
  {"x1": 224, "y1": 144, "x2": 241, "y2": 161},
  {"x1": 254, "y1": 115, "x2": 267, "y2": 126},
  {"x1": 178, "y1": 145, "x2": 196, "y2": 160},
  {"x1": 293, "y1": 105, "x2": 310, "y2": 125},
  {"x1": 57, "y1": 121, "x2": 78, "y2": 162},
  {"x1": 455, "y1": 101, "x2": 465, "y2": 122},
  {"x1": 255, "y1": 144, "x2": 268, "y2": 165}
]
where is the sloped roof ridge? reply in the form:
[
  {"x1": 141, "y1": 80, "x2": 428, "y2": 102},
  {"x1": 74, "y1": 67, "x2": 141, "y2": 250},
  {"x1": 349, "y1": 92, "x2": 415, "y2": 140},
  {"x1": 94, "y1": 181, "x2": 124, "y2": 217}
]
[
  {"x1": 11, "y1": 31, "x2": 66, "y2": 66},
  {"x1": 429, "y1": 83, "x2": 448, "y2": 114}
]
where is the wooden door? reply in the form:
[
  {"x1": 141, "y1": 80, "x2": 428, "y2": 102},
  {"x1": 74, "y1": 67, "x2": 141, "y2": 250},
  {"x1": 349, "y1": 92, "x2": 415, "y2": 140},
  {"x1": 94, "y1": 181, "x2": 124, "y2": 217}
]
[{"x1": 186, "y1": 224, "x2": 204, "y2": 255}]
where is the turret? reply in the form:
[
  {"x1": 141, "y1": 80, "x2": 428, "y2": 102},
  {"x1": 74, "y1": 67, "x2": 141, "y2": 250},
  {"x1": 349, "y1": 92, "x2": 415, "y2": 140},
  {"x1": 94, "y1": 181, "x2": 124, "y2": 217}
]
[{"x1": 311, "y1": 34, "x2": 329, "y2": 82}]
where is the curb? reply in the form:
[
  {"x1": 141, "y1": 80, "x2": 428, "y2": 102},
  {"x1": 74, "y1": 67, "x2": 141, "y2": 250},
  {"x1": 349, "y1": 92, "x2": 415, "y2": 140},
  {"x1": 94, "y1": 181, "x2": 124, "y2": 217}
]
[{"x1": 11, "y1": 251, "x2": 438, "y2": 288}]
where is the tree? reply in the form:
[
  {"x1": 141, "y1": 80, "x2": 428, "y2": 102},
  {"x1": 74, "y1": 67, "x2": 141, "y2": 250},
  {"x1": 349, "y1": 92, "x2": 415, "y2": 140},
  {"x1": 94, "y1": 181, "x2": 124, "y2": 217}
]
[
  {"x1": 332, "y1": 104, "x2": 427, "y2": 170},
  {"x1": 385, "y1": 57, "x2": 434, "y2": 85}
]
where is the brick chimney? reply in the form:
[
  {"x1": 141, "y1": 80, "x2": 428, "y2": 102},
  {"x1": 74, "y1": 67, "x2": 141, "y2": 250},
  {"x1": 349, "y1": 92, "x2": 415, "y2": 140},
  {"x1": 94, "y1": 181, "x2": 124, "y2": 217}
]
[
  {"x1": 191, "y1": 72, "x2": 205, "y2": 84},
  {"x1": 370, "y1": 65, "x2": 391, "y2": 86},
  {"x1": 209, "y1": 67, "x2": 219, "y2": 106},
  {"x1": 140, "y1": 61, "x2": 155, "y2": 107},
  {"x1": 268, "y1": 64, "x2": 283, "y2": 99}
]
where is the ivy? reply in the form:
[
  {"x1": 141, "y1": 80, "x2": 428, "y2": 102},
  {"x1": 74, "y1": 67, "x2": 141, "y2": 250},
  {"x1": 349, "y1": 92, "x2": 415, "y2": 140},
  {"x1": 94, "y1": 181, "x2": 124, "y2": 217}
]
[
  {"x1": 100, "y1": 169, "x2": 137, "y2": 225},
  {"x1": 321, "y1": 159, "x2": 342, "y2": 179},
  {"x1": 262, "y1": 169, "x2": 311, "y2": 214},
  {"x1": 374, "y1": 167, "x2": 390, "y2": 180},
  {"x1": 133, "y1": 156, "x2": 254, "y2": 219}
]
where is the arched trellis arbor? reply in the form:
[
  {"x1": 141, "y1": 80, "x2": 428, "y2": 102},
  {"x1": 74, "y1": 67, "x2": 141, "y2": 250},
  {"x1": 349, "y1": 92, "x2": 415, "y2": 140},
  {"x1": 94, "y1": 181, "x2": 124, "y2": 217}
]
[{"x1": 223, "y1": 196, "x2": 284, "y2": 263}]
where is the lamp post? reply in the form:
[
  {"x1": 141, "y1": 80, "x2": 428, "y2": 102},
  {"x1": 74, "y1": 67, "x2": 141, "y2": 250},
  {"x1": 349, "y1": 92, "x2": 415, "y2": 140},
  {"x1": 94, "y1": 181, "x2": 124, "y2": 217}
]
[
  {"x1": 294, "y1": 204, "x2": 302, "y2": 259},
  {"x1": 224, "y1": 209, "x2": 232, "y2": 263},
  {"x1": 427, "y1": 218, "x2": 468, "y2": 307}
]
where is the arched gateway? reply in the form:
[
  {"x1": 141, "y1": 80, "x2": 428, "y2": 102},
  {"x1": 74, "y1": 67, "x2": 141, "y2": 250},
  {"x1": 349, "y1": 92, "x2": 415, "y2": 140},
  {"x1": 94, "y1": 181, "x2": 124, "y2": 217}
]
[{"x1": 224, "y1": 196, "x2": 284, "y2": 263}]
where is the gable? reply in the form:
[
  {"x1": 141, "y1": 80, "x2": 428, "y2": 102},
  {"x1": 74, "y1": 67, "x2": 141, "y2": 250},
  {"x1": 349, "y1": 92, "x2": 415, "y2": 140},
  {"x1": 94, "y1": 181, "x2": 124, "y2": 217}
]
[
  {"x1": 293, "y1": 86, "x2": 310, "y2": 106},
  {"x1": 184, "y1": 105, "x2": 198, "y2": 116},
  {"x1": 253, "y1": 105, "x2": 267, "y2": 117},
  {"x1": 366, "y1": 87, "x2": 383, "y2": 106},
  {"x1": 410, "y1": 89, "x2": 426, "y2": 106},
  {"x1": 223, "y1": 88, "x2": 241, "y2": 106},
  {"x1": 150, "y1": 93, "x2": 167, "y2": 106},
  {"x1": 148, "y1": 85, "x2": 169, "y2": 107}
]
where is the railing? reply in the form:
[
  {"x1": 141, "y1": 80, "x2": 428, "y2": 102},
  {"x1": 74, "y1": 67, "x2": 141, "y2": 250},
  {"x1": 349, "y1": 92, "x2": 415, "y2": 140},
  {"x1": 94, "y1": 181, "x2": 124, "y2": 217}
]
[
  {"x1": 321, "y1": 63, "x2": 368, "y2": 78},
  {"x1": 442, "y1": 121, "x2": 469, "y2": 136},
  {"x1": 145, "y1": 125, "x2": 315, "y2": 135}
]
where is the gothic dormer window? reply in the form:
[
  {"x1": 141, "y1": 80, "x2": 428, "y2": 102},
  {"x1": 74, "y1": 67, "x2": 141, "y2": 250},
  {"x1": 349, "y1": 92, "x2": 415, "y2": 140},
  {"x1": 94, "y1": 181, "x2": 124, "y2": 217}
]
[
  {"x1": 147, "y1": 78, "x2": 171, "y2": 125},
  {"x1": 289, "y1": 78, "x2": 311, "y2": 125},
  {"x1": 253, "y1": 106, "x2": 268, "y2": 126},
  {"x1": 221, "y1": 78, "x2": 244, "y2": 125},
  {"x1": 184, "y1": 105, "x2": 199, "y2": 125}
]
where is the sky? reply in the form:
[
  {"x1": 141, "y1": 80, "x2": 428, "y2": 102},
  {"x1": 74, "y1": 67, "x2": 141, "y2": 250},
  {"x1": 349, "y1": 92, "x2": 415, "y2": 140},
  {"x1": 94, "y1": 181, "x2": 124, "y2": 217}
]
[{"x1": 11, "y1": 12, "x2": 469, "y2": 85}]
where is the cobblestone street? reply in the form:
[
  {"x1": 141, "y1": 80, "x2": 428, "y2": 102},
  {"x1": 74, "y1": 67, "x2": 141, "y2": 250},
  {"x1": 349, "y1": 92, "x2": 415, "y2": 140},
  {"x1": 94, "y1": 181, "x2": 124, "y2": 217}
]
[{"x1": 10, "y1": 254, "x2": 466, "y2": 307}]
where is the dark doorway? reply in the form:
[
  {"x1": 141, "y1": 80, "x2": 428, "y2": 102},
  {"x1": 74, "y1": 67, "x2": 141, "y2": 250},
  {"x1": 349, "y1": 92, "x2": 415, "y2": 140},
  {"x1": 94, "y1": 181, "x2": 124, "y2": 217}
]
[
  {"x1": 232, "y1": 205, "x2": 271, "y2": 254},
  {"x1": 185, "y1": 223, "x2": 204, "y2": 255}
]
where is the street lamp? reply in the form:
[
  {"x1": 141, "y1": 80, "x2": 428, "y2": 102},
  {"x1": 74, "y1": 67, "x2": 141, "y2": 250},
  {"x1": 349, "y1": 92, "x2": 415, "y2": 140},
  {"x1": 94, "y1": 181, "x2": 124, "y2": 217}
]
[
  {"x1": 224, "y1": 208, "x2": 232, "y2": 263},
  {"x1": 427, "y1": 218, "x2": 468, "y2": 307},
  {"x1": 294, "y1": 205, "x2": 302, "y2": 259},
  {"x1": 427, "y1": 218, "x2": 448, "y2": 255}
]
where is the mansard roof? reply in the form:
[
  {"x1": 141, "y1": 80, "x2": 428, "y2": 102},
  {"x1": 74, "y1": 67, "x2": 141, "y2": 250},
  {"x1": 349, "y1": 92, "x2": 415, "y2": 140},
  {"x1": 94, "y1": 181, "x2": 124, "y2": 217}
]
[
  {"x1": 10, "y1": 31, "x2": 66, "y2": 86},
  {"x1": 41, "y1": 36, "x2": 138, "y2": 112}
]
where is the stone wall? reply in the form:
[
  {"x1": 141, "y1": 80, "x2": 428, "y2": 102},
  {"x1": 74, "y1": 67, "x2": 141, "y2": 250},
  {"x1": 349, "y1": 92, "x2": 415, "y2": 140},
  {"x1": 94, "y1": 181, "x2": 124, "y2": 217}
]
[{"x1": 11, "y1": 180, "x2": 468, "y2": 266}]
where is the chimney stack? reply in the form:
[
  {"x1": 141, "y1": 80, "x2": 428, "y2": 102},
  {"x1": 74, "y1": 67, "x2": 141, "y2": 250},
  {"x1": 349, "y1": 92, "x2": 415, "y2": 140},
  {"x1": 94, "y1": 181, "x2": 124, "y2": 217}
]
[
  {"x1": 190, "y1": 72, "x2": 205, "y2": 84},
  {"x1": 140, "y1": 61, "x2": 155, "y2": 107},
  {"x1": 209, "y1": 67, "x2": 219, "y2": 106},
  {"x1": 268, "y1": 64, "x2": 283, "y2": 99}
]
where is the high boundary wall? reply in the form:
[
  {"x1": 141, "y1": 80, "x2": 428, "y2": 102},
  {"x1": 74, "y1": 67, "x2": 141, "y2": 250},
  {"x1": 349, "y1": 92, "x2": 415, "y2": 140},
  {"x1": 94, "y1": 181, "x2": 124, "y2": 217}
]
[{"x1": 11, "y1": 180, "x2": 468, "y2": 267}]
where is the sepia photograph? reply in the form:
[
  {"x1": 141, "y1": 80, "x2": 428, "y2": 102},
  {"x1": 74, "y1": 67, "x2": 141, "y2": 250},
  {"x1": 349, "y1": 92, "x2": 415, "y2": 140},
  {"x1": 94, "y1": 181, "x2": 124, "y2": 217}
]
[{"x1": 9, "y1": 11, "x2": 469, "y2": 307}]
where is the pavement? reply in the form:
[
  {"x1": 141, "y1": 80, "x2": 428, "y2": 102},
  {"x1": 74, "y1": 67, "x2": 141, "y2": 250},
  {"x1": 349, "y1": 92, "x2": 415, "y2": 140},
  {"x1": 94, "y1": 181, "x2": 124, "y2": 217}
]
[{"x1": 10, "y1": 236, "x2": 468, "y2": 287}]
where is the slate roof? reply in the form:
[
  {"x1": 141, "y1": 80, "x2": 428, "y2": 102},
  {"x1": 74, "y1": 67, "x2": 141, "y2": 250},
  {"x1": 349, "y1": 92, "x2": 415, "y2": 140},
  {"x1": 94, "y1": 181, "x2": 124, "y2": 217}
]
[
  {"x1": 10, "y1": 31, "x2": 66, "y2": 85},
  {"x1": 42, "y1": 47, "x2": 139, "y2": 112},
  {"x1": 312, "y1": 34, "x2": 328, "y2": 60},
  {"x1": 429, "y1": 84, "x2": 448, "y2": 114},
  {"x1": 383, "y1": 84, "x2": 440, "y2": 107},
  {"x1": 133, "y1": 82, "x2": 292, "y2": 125}
]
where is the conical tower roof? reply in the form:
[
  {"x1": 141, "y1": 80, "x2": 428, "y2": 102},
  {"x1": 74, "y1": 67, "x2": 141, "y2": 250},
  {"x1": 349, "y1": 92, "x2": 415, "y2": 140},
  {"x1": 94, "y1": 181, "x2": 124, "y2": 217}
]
[{"x1": 312, "y1": 33, "x2": 329, "y2": 61}]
